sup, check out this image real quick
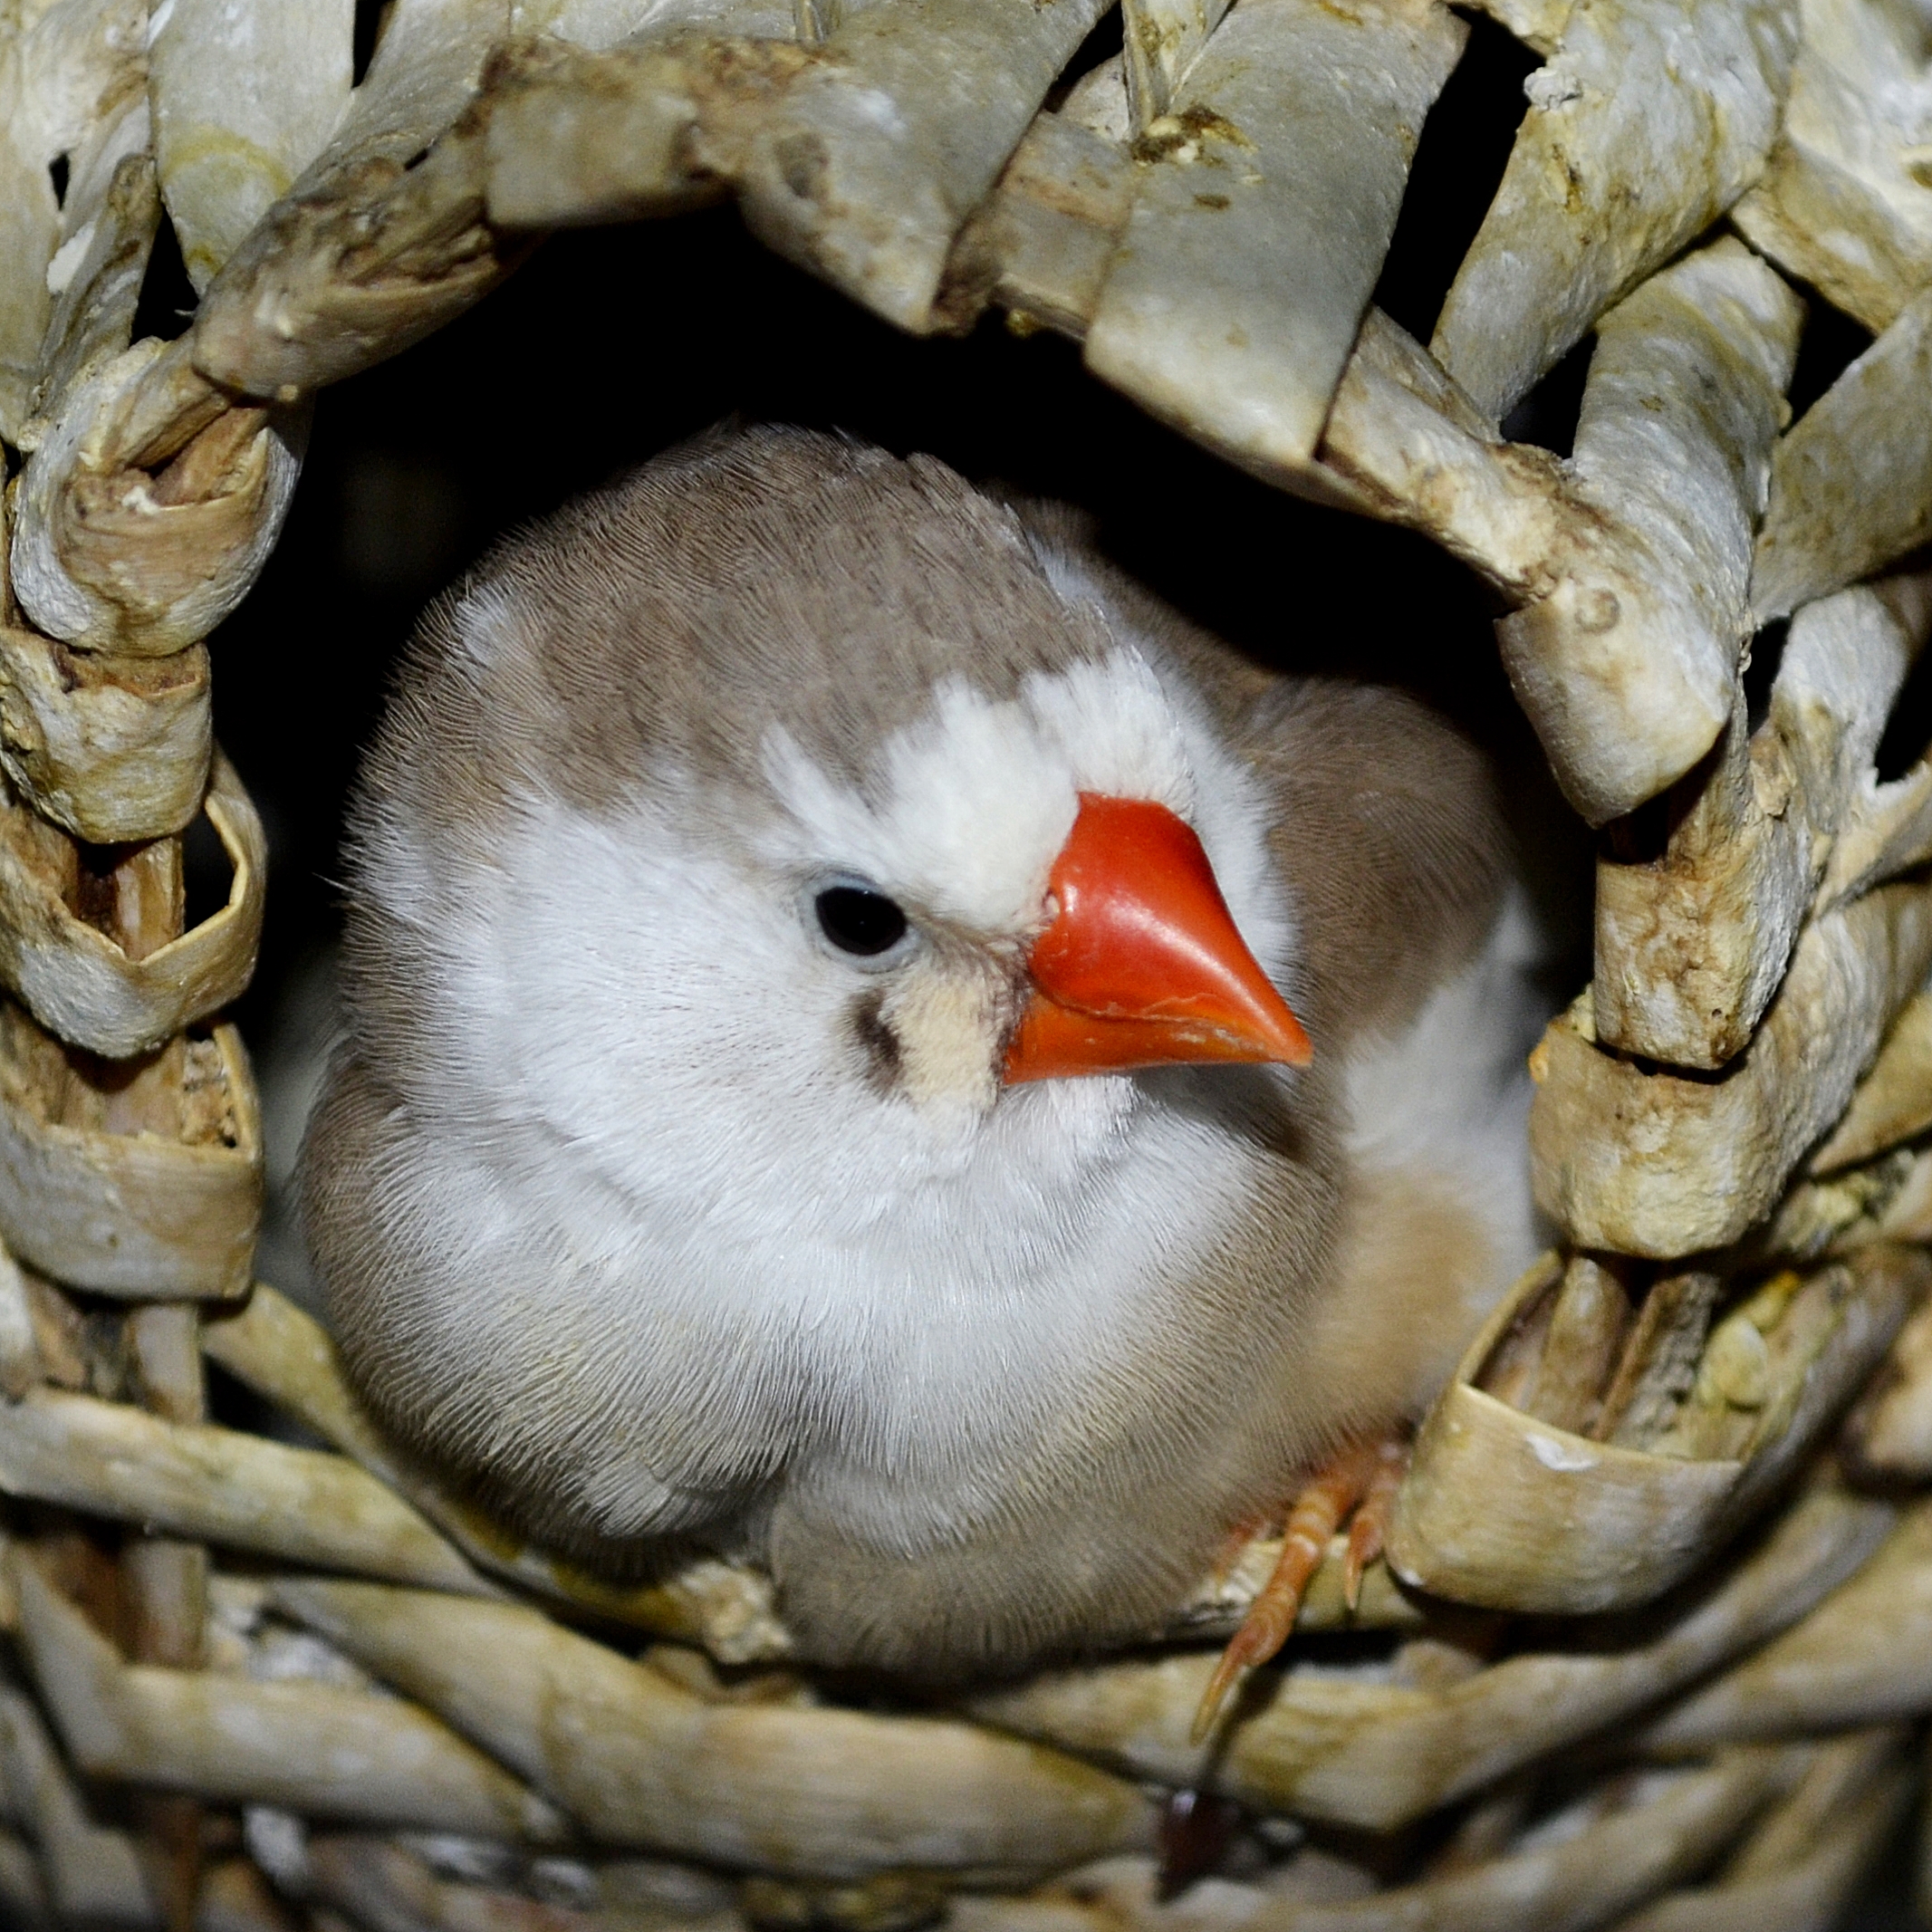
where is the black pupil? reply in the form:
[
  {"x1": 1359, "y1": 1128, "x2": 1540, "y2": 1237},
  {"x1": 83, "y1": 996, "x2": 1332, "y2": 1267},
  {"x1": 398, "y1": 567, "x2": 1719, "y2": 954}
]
[{"x1": 816, "y1": 887, "x2": 908, "y2": 956}]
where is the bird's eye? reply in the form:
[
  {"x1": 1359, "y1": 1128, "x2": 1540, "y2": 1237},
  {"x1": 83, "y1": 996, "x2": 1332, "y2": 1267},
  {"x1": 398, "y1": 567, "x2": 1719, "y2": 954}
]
[{"x1": 815, "y1": 886, "x2": 909, "y2": 957}]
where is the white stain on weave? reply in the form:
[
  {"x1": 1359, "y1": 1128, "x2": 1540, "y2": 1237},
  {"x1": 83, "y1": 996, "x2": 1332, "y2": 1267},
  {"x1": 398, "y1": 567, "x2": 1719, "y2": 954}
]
[{"x1": 1527, "y1": 1431, "x2": 1598, "y2": 1473}]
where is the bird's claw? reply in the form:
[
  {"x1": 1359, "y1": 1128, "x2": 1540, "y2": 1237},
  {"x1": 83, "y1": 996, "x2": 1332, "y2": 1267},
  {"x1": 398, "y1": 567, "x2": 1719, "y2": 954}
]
[
  {"x1": 1341, "y1": 1437, "x2": 1408, "y2": 1611},
  {"x1": 1191, "y1": 1434, "x2": 1411, "y2": 1744}
]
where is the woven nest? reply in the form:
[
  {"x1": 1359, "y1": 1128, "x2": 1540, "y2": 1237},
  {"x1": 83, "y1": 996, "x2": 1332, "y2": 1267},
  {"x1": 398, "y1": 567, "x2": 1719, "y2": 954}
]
[{"x1": 4, "y1": 0, "x2": 1932, "y2": 1927}]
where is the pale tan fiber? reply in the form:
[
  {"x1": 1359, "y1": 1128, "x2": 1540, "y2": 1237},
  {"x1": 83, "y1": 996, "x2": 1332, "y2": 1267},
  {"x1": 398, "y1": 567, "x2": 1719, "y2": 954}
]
[
  {"x1": 962, "y1": 1754, "x2": 1800, "y2": 1932},
  {"x1": 1595, "y1": 567, "x2": 1932, "y2": 1071},
  {"x1": 1752, "y1": 286, "x2": 1932, "y2": 623},
  {"x1": 1786, "y1": 572, "x2": 1932, "y2": 909},
  {"x1": 11, "y1": 338, "x2": 306, "y2": 657},
  {"x1": 1618, "y1": 1731, "x2": 1915, "y2": 1932},
  {"x1": 478, "y1": 0, "x2": 811, "y2": 231},
  {"x1": 1591, "y1": 709, "x2": 1807, "y2": 1071},
  {"x1": 1061, "y1": 54, "x2": 1131, "y2": 144},
  {"x1": 0, "y1": 1014, "x2": 260, "y2": 1298},
  {"x1": 149, "y1": 0, "x2": 355, "y2": 293},
  {"x1": 196, "y1": 1857, "x2": 300, "y2": 1932},
  {"x1": 10, "y1": 1554, "x2": 568, "y2": 1842},
  {"x1": 0, "y1": 1683, "x2": 151, "y2": 1929},
  {"x1": 1642, "y1": 1509, "x2": 1932, "y2": 1747},
  {"x1": 1749, "y1": 1142, "x2": 1932, "y2": 1266},
  {"x1": 970, "y1": 1485, "x2": 1889, "y2": 1831},
  {"x1": 1501, "y1": 239, "x2": 1802, "y2": 860},
  {"x1": 1318, "y1": 309, "x2": 1572, "y2": 592},
  {"x1": 964, "y1": 112, "x2": 1134, "y2": 345},
  {"x1": 1812, "y1": 987, "x2": 1932, "y2": 1174},
  {"x1": 1824, "y1": 762, "x2": 1932, "y2": 911},
  {"x1": 1119, "y1": 0, "x2": 1233, "y2": 128},
  {"x1": 1458, "y1": 0, "x2": 1571, "y2": 53},
  {"x1": 0, "y1": 1387, "x2": 490, "y2": 1592},
  {"x1": 515, "y1": 0, "x2": 798, "y2": 48},
  {"x1": 735, "y1": 0, "x2": 1112, "y2": 335},
  {"x1": 0, "y1": 628, "x2": 208, "y2": 844},
  {"x1": 1844, "y1": 1291, "x2": 1932, "y2": 1475},
  {"x1": 1321, "y1": 311, "x2": 1763, "y2": 823},
  {"x1": 1732, "y1": 0, "x2": 1932, "y2": 335},
  {"x1": 24, "y1": 101, "x2": 157, "y2": 446},
  {"x1": 1432, "y1": 0, "x2": 1801, "y2": 422},
  {"x1": 189, "y1": 0, "x2": 518, "y2": 399},
  {"x1": 1390, "y1": 1246, "x2": 1928, "y2": 1611},
  {"x1": 302, "y1": 1833, "x2": 736, "y2": 1932},
  {"x1": 1083, "y1": 0, "x2": 1466, "y2": 494},
  {"x1": 1531, "y1": 886, "x2": 1932, "y2": 1256},
  {"x1": 0, "y1": 747, "x2": 262, "y2": 1059},
  {"x1": 273, "y1": 1577, "x2": 1158, "y2": 1880},
  {"x1": 484, "y1": 34, "x2": 814, "y2": 231},
  {"x1": 0, "y1": 0, "x2": 147, "y2": 445},
  {"x1": 0, "y1": 1240, "x2": 38, "y2": 1400}
]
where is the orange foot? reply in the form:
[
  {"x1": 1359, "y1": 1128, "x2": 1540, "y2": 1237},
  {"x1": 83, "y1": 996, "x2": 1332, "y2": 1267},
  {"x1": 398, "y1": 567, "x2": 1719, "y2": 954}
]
[{"x1": 1190, "y1": 1435, "x2": 1408, "y2": 1744}]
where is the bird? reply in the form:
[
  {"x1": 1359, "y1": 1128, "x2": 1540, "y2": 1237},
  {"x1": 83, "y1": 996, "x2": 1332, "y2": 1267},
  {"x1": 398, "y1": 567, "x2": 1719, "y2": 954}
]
[{"x1": 301, "y1": 424, "x2": 1546, "y2": 1716}]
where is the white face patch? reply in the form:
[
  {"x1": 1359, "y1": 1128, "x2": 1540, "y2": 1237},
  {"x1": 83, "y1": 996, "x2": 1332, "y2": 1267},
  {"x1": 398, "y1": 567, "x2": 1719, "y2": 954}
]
[{"x1": 760, "y1": 650, "x2": 1202, "y2": 940}]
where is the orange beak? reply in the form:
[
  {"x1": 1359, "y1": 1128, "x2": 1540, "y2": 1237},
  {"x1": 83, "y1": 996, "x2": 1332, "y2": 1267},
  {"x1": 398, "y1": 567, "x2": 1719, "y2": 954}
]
[{"x1": 1003, "y1": 794, "x2": 1313, "y2": 1084}]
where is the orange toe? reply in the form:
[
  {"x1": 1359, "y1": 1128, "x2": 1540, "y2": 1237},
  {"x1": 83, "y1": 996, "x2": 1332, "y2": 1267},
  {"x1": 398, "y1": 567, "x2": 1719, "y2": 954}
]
[{"x1": 1191, "y1": 1435, "x2": 1410, "y2": 1744}]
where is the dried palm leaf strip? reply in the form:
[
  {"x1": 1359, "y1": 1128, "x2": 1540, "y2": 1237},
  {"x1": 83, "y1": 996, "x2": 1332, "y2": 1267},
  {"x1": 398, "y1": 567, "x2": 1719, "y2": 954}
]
[
  {"x1": 1752, "y1": 286, "x2": 1932, "y2": 625},
  {"x1": 1321, "y1": 308, "x2": 1774, "y2": 824},
  {"x1": 1389, "y1": 1245, "x2": 1927, "y2": 1612},
  {"x1": 11, "y1": 336, "x2": 306, "y2": 660},
  {"x1": 0, "y1": 1011, "x2": 261, "y2": 1299},
  {"x1": 958, "y1": 1752, "x2": 1810, "y2": 1932},
  {"x1": 1731, "y1": 0, "x2": 1932, "y2": 337},
  {"x1": 0, "y1": 747, "x2": 262, "y2": 1059},
  {"x1": 968, "y1": 1484, "x2": 1889, "y2": 1831},
  {"x1": 186, "y1": 0, "x2": 523, "y2": 401},
  {"x1": 734, "y1": 0, "x2": 1113, "y2": 335},
  {"x1": 24, "y1": 53, "x2": 158, "y2": 447},
  {"x1": 1495, "y1": 238, "x2": 1802, "y2": 852},
  {"x1": 1118, "y1": 0, "x2": 1234, "y2": 130},
  {"x1": 0, "y1": 0, "x2": 147, "y2": 445},
  {"x1": 1458, "y1": 0, "x2": 1571, "y2": 54},
  {"x1": 1431, "y1": 0, "x2": 1801, "y2": 424},
  {"x1": 149, "y1": 0, "x2": 354, "y2": 297},
  {"x1": 1531, "y1": 881, "x2": 1932, "y2": 1257},
  {"x1": 945, "y1": 109, "x2": 1135, "y2": 344},
  {"x1": 1844, "y1": 1291, "x2": 1932, "y2": 1477},
  {"x1": 482, "y1": 31, "x2": 813, "y2": 231},
  {"x1": 1594, "y1": 568, "x2": 1932, "y2": 1071},
  {"x1": 0, "y1": 1682, "x2": 150, "y2": 1931},
  {"x1": 301, "y1": 1833, "x2": 726, "y2": 1932},
  {"x1": 9, "y1": 1551, "x2": 568, "y2": 1843},
  {"x1": 0, "y1": 1385, "x2": 490, "y2": 1593},
  {"x1": 1617, "y1": 1729, "x2": 1916, "y2": 1932},
  {"x1": 272, "y1": 1575, "x2": 1157, "y2": 1882},
  {"x1": 1081, "y1": 0, "x2": 1466, "y2": 505},
  {"x1": 0, "y1": 625, "x2": 210, "y2": 845},
  {"x1": 494, "y1": 0, "x2": 1108, "y2": 336},
  {"x1": 1812, "y1": 979, "x2": 1932, "y2": 1177},
  {"x1": 1640, "y1": 1506, "x2": 1932, "y2": 1748}
]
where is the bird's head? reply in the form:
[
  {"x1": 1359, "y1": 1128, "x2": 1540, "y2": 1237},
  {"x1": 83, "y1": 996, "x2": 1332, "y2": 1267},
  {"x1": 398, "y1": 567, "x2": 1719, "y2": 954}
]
[
  {"x1": 386, "y1": 430, "x2": 1312, "y2": 1231},
  {"x1": 755, "y1": 656, "x2": 1310, "y2": 1129}
]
